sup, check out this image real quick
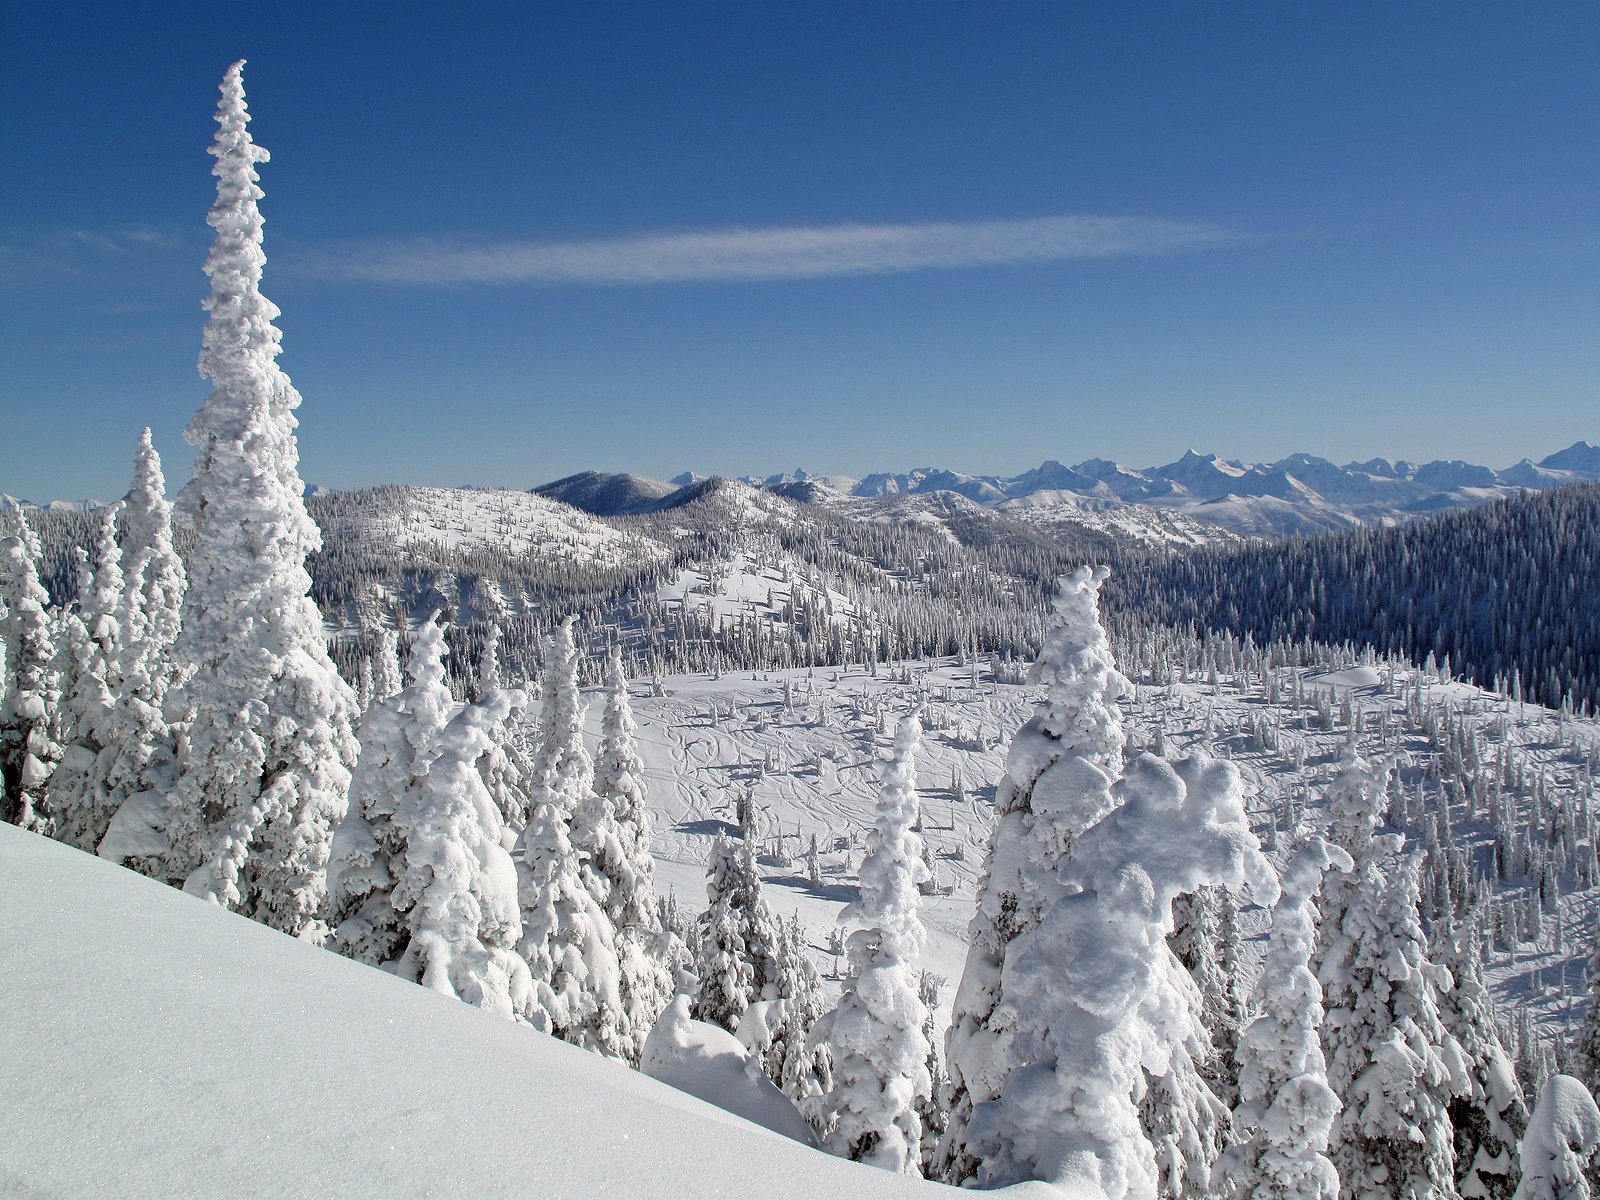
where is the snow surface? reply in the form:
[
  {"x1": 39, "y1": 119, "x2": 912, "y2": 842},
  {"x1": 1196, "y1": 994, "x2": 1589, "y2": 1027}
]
[
  {"x1": 0, "y1": 824, "x2": 1091, "y2": 1200},
  {"x1": 641, "y1": 994, "x2": 820, "y2": 1146},
  {"x1": 358, "y1": 485, "x2": 664, "y2": 565}
]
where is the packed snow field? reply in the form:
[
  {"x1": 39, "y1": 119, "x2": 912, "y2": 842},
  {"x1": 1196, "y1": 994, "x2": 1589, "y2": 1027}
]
[{"x1": 10, "y1": 58, "x2": 1600, "y2": 1200}]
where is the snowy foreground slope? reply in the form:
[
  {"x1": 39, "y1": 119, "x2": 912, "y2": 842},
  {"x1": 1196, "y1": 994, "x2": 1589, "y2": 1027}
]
[{"x1": 0, "y1": 825, "x2": 1076, "y2": 1200}]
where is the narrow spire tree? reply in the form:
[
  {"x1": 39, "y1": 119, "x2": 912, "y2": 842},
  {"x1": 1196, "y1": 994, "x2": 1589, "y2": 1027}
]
[
  {"x1": 164, "y1": 61, "x2": 358, "y2": 940},
  {"x1": 1, "y1": 505, "x2": 60, "y2": 831},
  {"x1": 938, "y1": 566, "x2": 1133, "y2": 1183},
  {"x1": 583, "y1": 645, "x2": 672, "y2": 1062},
  {"x1": 812, "y1": 711, "x2": 932, "y2": 1174}
]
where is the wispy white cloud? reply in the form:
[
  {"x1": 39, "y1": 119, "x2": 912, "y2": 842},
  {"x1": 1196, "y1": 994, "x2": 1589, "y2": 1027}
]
[
  {"x1": 291, "y1": 214, "x2": 1242, "y2": 287},
  {"x1": 0, "y1": 225, "x2": 188, "y2": 279}
]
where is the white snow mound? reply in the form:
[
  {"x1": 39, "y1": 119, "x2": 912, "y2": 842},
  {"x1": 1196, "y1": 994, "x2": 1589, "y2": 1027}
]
[
  {"x1": 642, "y1": 994, "x2": 819, "y2": 1147},
  {"x1": 0, "y1": 825, "x2": 1084, "y2": 1200}
]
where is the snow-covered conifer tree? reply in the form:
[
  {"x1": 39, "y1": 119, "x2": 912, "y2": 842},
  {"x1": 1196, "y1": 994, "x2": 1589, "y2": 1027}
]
[
  {"x1": 2, "y1": 505, "x2": 60, "y2": 831},
  {"x1": 329, "y1": 615, "x2": 455, "y2": 965},
  {"x1": 464, "y1": 626, "x2": 531, "y2": 834},
  {"x1": 517, "y1": 788, "x2": 625, "y2": 1055},
  {"x1": 1437, "y1": 920, "x2": 1528, "y2": 1200},
  {"x1": 1319, "y1": 840, "x2": 1464, "y2": 1200},
  {"x1": 96, "y1": 429, "x2": 189, "y2": 871},
  {"x1": 1570, "y1": 911, "x2": 1600, "y2": 1103},
  {"x1": 693, "y1": 833, "x2": 771, "y2": 1030},
  {"x1": 917, "y1": 970, "x2": 950, "y2": 1177},
  {"x1": 46, "y1": 509, "x2": 124, "y2": 850},
  {"x1": 772, "y1": 911, "x2": 833, "y2": 1111},
  {"x1": 474, "y1": 681, "x2": 533, "y2": 835},
  {"x1": 583, "y1": 646, "x2": 672, "y2": 1062},
  {"x1": 949, "y1": 752, "x2": 1277, "y2": 1197},
  {"x1": 529, "y1": 616, "x2": 592, "y2": 816},
  {"x1": 162, "y1": 61, "x2": 358, "y2": 940},
  {"x1": 1170, "y1": 884, "x2": 1243, "y2": 1103},
  {"x1": 1513, "y1": 1076, "x2": 1600, "y2": 1200},
  {"x1": 121, "y1": 429, "x2": 188, "y2": 694},
  {"x1": 514, "y1": 615, "x2": 630, "y2": 1056},
  {"x1": 811, "y1": 711, "x2": 932, "y2": 1173},
  {"x1": 1222, "y1": 836, "x2": 1353, "y2": 1200},
  {"x1": 387, "y1": 690, "x2": 535, "y2": 1019},
  {"x1": 938, "y1": 566, "x2": 1133, "y2": 1183},
  {"x1": 370, "y1": 628, "x2": 402, "y2": 703}
]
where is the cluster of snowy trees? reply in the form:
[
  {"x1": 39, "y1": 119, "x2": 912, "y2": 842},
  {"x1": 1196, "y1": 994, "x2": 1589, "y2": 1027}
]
[{"x1": 913, "y1": 566, "x2": 1600, "y2": 1200}]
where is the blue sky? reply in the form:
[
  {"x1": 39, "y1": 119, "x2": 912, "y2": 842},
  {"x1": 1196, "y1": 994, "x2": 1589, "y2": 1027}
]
[{"x1": 3, "y1": 2, "x2": 1597, "y2": 500}]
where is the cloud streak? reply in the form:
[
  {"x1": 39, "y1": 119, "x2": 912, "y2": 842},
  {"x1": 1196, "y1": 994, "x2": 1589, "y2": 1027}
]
[{"x1": 292, "y1": 214, "x2": 1242, "y2": 287}]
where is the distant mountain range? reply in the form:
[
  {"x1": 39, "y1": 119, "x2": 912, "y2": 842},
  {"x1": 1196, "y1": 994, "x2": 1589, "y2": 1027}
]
[
  {"x1": 538, "y1": 441, "x2": 1600, "y2": 536},
  {"x1": 12, "y1": 441, "x2": 1597, "y2": 540}
]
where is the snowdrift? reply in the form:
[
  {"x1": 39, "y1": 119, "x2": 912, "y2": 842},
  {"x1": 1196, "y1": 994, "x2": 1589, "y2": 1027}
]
[{"x1": 0, "y1": 826, "x2": 1084, "y2": 1199}]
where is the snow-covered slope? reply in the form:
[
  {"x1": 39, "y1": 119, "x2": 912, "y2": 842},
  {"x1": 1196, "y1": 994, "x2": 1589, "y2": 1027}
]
[
  {"x1": 319, "y1": 483, "x2": 666, "y2": 566},
  {"x1": 0, "y1": 824, "x2": 1048, "y2": 1200}
]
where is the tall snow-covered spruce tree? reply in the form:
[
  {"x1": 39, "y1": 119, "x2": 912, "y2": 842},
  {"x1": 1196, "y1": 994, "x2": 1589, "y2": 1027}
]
[
  {"x1": 583, "y1": 646, "x2": 673, "y2": 1062},
  {"x1": 937, "y1": 565, "x2": 1133, "y2": 1183},
  {"x1": 811, "y1": 710, "x2": 932, "y2": 1174},
  {"x1": 163, "y1": 61, "x2": 358, "y2": 941}
]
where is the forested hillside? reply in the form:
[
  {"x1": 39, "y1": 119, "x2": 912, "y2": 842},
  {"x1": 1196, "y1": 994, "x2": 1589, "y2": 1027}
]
[
  {"x1": 1115, "y1": 482, "x2": 1600, "y2": 712},
  {"x1": 24, "y1": 478, "x2": 1598, "y2": 715}
]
